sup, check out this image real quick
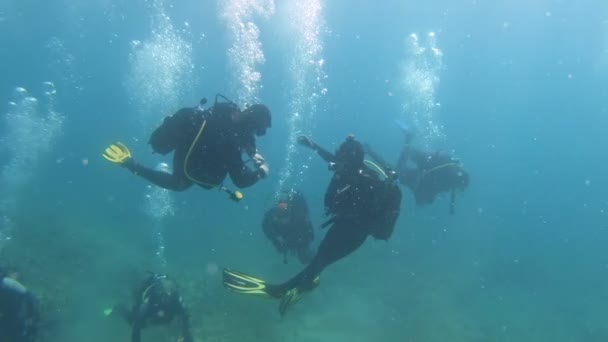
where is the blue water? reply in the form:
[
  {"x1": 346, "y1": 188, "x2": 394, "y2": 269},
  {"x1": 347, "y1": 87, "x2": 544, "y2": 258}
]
[{"x1": 1, "y1": 0, "x2": 608, "y2": 341}]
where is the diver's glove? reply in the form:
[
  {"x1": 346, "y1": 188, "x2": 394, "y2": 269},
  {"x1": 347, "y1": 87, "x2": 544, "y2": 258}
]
[
  {"x1": 252, "y1": 153, "x2": 265, "y2": 166},
  {"x1": 252, "y1": 153, "x2": 269, "y2": 179},
  {"x1": 257, "y1": 163, "x2": 269, "y2": 179},
  {"x1": 297, "y1": 135, "x2": 317, "y2": 150}
]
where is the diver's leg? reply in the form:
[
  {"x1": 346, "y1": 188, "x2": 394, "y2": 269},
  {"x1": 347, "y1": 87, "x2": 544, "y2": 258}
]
[
  {"x1": 14, "y1": 318, "x2": 33, "y2": 342},
  {"x1": 272, "y1": 221, "x2": 368, "y2": 294},
  {"x1": 296, "y1": 243, "x2": 314, "y2": 265},
  {"x1": 129, "y1": 301, "x2": 151, "y2": 342},
  {"x1": 131, "y1": 323, "x2": 142, "y2": 342},
  {"x1": 307, "y1": 221, "x2": 368, "y2": 278},
  {"x1": 125, "y1": 149, "x2": 192, "y2": 191}
]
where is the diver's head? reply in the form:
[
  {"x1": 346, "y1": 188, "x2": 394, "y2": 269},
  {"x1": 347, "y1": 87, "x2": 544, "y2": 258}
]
[
  {"x1": 237, "y1": 104, "x2": 271, "y2": 136},
  {"x1": 149, "y1": 274, "x2": 177, "y2": 302},
  {"x1": 273, "y1": 190, "x2": 294, "y2": 220},
  {"x1": 332, "y1": 135, "x2": 365, "y2": 172},
  {"x1": 269, "y1": 199, "x2": 290, "y2": 225}
]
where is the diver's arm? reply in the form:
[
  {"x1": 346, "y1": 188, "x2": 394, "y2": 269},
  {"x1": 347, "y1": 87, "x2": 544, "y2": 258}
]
[
  {"x1": 226, "y1": 138, "x2": 268, "y2": 188},
  {"x1": 2, "y1": 278, "x2": 40, "y2": 340},
  {"x1": 262, "y1": 211, "x2": 277, "y2": 240},
  {"x1": 297, "y1": 136, "x2": 335, "y2": 163},
  {"x1": 262, "y1": 211, "x2": 281, "y2": 245},
  {"x1": 22, "y1": 291, "x2": 40, "y2": 333},
  {"x1": 396, "y1": 143, "x2": 412, "y2": 171},
  {"x1": 376, "y1": 185, "x2": 402, "y2": 235},
  {"x1": 315, "y1": 146, "x2": 335, "y2": 163},
  {"x1": 176, "y1": 298, "x2": 193, "y2": 342},
  {"x1": 228, "y1": 157, "x2": 266, "y2": 188},
  {"x1": 130, "y1": 302, "x2": 149, "y2": 342},
  {"x1": 131, "y1": 324, "x2": 142, "y2": 342},
  {"x1": 179, "y1": 312, "x2": 194, "y2": 342},
  {"x1": 262, "y1": 213, "x2": 287, "y2": 252}
]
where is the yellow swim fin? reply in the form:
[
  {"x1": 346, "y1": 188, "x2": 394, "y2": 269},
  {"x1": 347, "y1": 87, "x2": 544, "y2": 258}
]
[
  {"x1": 102, "y1": 142, "x2": 132, "y2": 164},
  {"x1": 223, "y1": 269, "x2": 270, "y2": 297}
]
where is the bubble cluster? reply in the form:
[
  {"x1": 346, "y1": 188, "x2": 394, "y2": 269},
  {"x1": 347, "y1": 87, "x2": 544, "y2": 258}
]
[
  {"x1": 0, "y1": 84, "x2": 65, "y2": 250},
  {"x1": 46, "y1": 37, "x2": 82, "y2": 93},
  {"x1": 124, "y1": 0, "x2": 194, "y2": 129},
  {"x1": 125, "y1": 0, "x2": 190, "y2": 269},
  {"x1": 145, "y1": 181, "x2": 175, "y2": 269},
  {"x1": 2, "y1": 85, "x2": 64, "y2": 189},
  {"x1": 275, "y1": 0, "x2": 326, "y2": 195},
  {"x1": 42, "y1": 81, "x2": 57, "y2": 95},
  {"x1": 400, "y1": 32, "x2": 445, "y2": 146},
  {"x1": 219, "y1": 0, "x2": 275, "y2": 105}
]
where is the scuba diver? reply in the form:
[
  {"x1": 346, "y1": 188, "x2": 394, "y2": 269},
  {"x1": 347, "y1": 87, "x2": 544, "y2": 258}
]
[
  {"x1": 107, "y1": 272, "x2": 193, "y2": 342},
  {"x1": 395, "y1": 124, "x2": 469, "y2": 213},
  {"x1": 103, "y1": 94, "x2": 271, "y2": 201},
  {"x1": 223, "y1": 135, "x2": 402, "y2": 316},
  {"x1": 0, "y1": 268, "x2": 40, "y2": 342},
  {"x1": 262, "y1": 189, "x2": 315, "y2": 264}
]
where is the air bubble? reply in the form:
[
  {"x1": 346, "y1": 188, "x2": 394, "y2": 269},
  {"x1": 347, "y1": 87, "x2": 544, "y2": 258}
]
[
  {"x1": 13, "y1": 87, "x2": 27, "y2": 100},
  {"x1": 24, "y1": 97, "x2": 38, "y2": 105},
  {"x1": 42, "y1": 81, "x2": 56, "y2": 95}
]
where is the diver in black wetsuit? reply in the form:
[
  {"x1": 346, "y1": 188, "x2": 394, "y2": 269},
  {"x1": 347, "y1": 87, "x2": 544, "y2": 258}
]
[
  {"x1": 103, "y1": 95, "x2": 271, "y2": 196},
  {"x1": 262, "y1": 189, "x2": 315, "y2": 264},
  {"x1": 0, "y1": 269, "x2": 40, "y2": 342},
  {"x1": 111, "y1": 272, "x2": 193, "y2": 342},
  {"x1": 223, "y1": 135, "x2": 402, "y2": 315},
  {"x1": 396, "y1": 130, "x2": 469, "y2": 213}
]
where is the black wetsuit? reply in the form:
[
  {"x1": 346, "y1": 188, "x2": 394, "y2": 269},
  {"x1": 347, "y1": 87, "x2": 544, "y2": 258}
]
[
  {"x1": 262, "y1": 191, "x2": 315, "y2": 264},
  {"x1": 398, "y1": 145, "x2": 468, "y2": 206},
  {"x1": 0, "y1": 275, "x2": 40, "y2": 342},
  {"x1": 268, "y1": 144, "x2": 402, "y2": 295},
  {"x1": 127, "y1": 104, "x2": 265, "y2": 191},
  {"x1": 119, "y1": 274, "x2": 192, "y2": 342}
]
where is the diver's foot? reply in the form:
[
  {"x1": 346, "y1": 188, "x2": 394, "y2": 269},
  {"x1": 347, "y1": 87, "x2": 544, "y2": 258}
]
[
  {"x1": 394, "y1": 119, "x2": 413, "y2": 142},
  {"x1": 279, "y1": 287, "x2": 302, "y2": 316},
  {"x1": 277, "y1": 277, "x2": 319, "y2": 317}
]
